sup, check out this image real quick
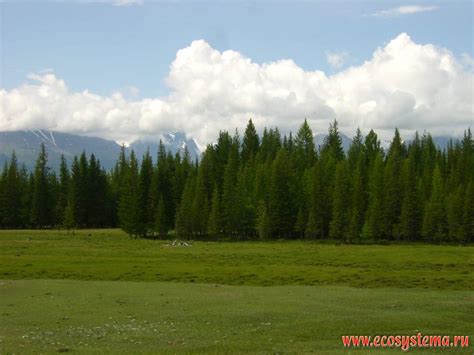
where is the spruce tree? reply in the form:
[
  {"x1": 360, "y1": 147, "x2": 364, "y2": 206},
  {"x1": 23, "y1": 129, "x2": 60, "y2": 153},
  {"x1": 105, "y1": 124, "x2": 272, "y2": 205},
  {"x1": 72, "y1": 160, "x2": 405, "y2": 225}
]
[
  {"x1": 294, "y1": 207, "x2": 306, "y2": 238},
  {"x1": 154, "y1": 141, "x2": 174, "y2": 233},
  {"x1": 207, "y1": 186, "x2": 222, "y2": 238},
  {"x1": 399, "y1": 156, "x2": 421, "y2": 241},
  {"x1": 322, "y1": 119, "x2": 345, "y2": 162},
  {"x1": 329, "y1": 161, "x2": 350, "y2": 240},
  {"x1": 154, "y1": 194, "x2": 167, "y2": 238},
  {"x1": 175, "y1": 176, "x2": 196, "y2": 238},
  {"x1": 118, "y1": 151, "x2": 141, "y2": 237},
  {"x1": 422, "y1": 165, "x2": 446, "y2": 243},
  {"x1": 446, "y1": 186, "x2": 465, "y2": 243},
  {"x1": 139, "y1": 150, "x2": 154, "y2": 236},
  {"x1": 257, "y1": 201, "x2": 270, "y2": 239},
  {"x1": 63, "y1": 195, "x2": 75, "y2": 234},
  {"x1": 306, "y1": 163, "x2": 326, "y2": 239},
  {"x1": 221, "y1": 143, "x2": 240, "y2": 236},
  {"x1": 362, "y1": 153, "x2": 385, "y2": 240},
  {"x1": 2, "y1": 151, "x2": 22, "y2": 227},
  {"x1": 241, "y1": 119, "x2": 260, "y2": 162},
  {"x1": 347, "y1": 128, "x2": 364, "y2": 169},
  {"x1": 364, "y1": 129, "x2": 383, "y2": 167},
  {"x1": 87, "y1": 154, "x2": 107, "y2": 227},
  {"x1": 382, "y1": 128, "x2": 405, "y2": 239},
  {"x1": 58, "y1": 155, "x2": 70, "y2": 217},
  {"x1": 268, "y1": 148, "x2": 294, "y2": 238},
  {"x1": 463, "y1": 180, "x2": 474, "y2": 243},
  {"x1": 31, "y1": 144, "x2": 53, "y2": 227},
  {"x1": 192, "y1": 168, "x2": 209, "y2": 238},
  {"x1": 294, "y1": 119, "x2": 316, "y2": 168},
  {"x1": 347, "y1": 158, "x2": 365, "y2": 242}
]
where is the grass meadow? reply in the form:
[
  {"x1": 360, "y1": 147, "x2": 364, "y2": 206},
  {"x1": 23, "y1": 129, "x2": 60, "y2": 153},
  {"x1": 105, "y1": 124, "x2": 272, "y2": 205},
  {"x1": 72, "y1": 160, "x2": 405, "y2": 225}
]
[{"x1": 0, "y1": 229, "x2": 473, "y2": 353}]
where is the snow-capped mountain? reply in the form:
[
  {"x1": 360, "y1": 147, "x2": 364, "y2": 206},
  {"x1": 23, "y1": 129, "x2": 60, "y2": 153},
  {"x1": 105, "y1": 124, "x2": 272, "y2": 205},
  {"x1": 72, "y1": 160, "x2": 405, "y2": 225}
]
[
  {"x1": 0, "y1": 129, "x2": 460, "y2": 170},
  {"x1": 314, "y1": 133, "x2": 352, "y2": 152},
  {"x1": 130, "y1": 132, "x2": 201, "y2": 162},
  {"x1": 0, "y1": 130, "x2": 201, "y2": 170}
]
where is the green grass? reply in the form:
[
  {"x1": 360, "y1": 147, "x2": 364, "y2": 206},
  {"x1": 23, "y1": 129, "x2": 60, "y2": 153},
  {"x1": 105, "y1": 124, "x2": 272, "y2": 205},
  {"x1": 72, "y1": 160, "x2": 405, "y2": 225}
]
[
  {"x1": 0, "y1": 229, "x2": 472, "y2": 290},
  {"x1": 1, "y1": 280, "x2": 472, "y2": 354},
  {"x1": 0, "y1": 229, "x2": 473, "y2": 353}
]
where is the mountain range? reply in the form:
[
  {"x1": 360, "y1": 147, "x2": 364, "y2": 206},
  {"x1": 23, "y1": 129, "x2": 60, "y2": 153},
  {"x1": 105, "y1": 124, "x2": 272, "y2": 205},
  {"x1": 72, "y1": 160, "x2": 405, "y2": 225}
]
[
  {"x1": 0, "y1": 130, "x2": 459, "y2": 171},
  {"x1": 0, "y1": 130, "x2": 200, "y2": 171}
]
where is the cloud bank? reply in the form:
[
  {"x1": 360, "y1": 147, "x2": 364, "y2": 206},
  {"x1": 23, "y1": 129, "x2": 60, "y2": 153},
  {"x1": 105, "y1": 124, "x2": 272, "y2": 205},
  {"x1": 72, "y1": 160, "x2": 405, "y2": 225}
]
[
  {"x1": 1, "y1": 33, "x2": 473, "y2": 146},
  {"x1": 371, "y1": 5, "x2": 439, "y2": 17},
  {"x1": 110, "y1": 0, "x2": 143, "y2": 6},
  {"x1": 326, "y1": 51, "x2": 350, "y2": 69}
]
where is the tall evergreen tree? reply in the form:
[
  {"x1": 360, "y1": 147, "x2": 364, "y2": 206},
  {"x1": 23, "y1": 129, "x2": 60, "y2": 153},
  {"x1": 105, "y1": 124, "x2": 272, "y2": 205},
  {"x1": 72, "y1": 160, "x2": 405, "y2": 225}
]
[
  {"x1": 63, "y1": 194, "x2": 75, "y2": 234},
  {"x1": 221, "y1": 142, "x2": 240, "y2": 236},
  {"x1": 446, "y1": 186, "x2": 465, "y2": 243},
  {"x1": 347, "y1": 158, "x2": 366, "y2": 242},
  {"x1": 322, "y1": 119, "x2": 345, "y2": 162},
  {"x1": 207, "y1": 186, "x2": 222, "y2": 238},
  {"x1": 257, "y1": 200, "x2": 270, "y2": 239},
  {"x1": 294, "y1": 119, "x2": 316, "y2": 168},
  {"x1": 58, "y1": 155, "x2": 70, "y2": 217},
  {"x1": 118, "y1": 151, "x2": 141, "y2": 237},
  {"x1": 1, "y1": 152, "x2": 23, "y2": 227},
  {"x1": 241, "y1": 119, "x2": 260, "y2": 162},
  {"x1": 175, "y1": 176, "x2": 196, "y2": 238},
  {"x1": 364, "y1": 129, "x2": 383, "y2": 167},
  {"x1": 422, "y1": 165, "x2": 446, "y2": 242},
  {"x1": 463, "y1": 180, "x2": 474, "y2": 243},
  {"x1": 399, "y1": 155, "x2": 421, "y2": 240},
  {"x1": 30, "y1": 144, "x2": 53, "y2": 227},
  {"x1": 154, "y1": 194, "x2": 167, "y2": 237},
  {"x1": 154, "y1": 141, "x2": 175, "y2": 233},
  {"x1": 268, "y1": 148, "x2": 294, "y2": 238},
  {"x1": 362, "y1": 153, "x2": 385, "y2": 240},
  {"x1": 382, "y1": 128, "x2": 405, "y2": 239},
  {"x1": 139, "y1": 150, "x2": 154, "y2": 235},
  {"x1": 329, "y1": 161, "x2": 350, "y2": 240},
  {"x1": 305, "y1": 162, "x2": 327, "y2": 239}
]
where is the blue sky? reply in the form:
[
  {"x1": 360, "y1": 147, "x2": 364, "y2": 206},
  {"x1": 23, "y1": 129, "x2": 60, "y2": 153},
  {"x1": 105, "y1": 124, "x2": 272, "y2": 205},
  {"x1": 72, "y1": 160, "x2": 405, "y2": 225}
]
[
  {"x1": 0, "y1": 1, "x2": 472, "y2": 145},
  {"x1": 2, "y1": 1, "x2": 472, "y2": 97}
]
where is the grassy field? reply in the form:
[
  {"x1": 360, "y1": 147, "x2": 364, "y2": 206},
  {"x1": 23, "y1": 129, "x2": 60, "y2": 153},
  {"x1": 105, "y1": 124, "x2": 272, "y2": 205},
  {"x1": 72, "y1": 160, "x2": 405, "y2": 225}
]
[{"x1": 0, "y1": 229, "x2": 473, "y2": 353}]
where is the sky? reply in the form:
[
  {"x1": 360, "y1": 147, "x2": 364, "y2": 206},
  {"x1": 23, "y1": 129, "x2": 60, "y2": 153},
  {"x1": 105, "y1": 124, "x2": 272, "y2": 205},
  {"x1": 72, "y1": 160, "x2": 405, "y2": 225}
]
[{"x1": 1, "y1": 0, "x2": 473, "y2": 146}]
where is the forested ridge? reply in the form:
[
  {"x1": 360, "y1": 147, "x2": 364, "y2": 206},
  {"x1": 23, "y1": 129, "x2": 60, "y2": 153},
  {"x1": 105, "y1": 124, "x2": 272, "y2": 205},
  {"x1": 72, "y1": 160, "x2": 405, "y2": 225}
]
[{"x1": 0, "y1": 119, "x2": 472, "y2": 243}]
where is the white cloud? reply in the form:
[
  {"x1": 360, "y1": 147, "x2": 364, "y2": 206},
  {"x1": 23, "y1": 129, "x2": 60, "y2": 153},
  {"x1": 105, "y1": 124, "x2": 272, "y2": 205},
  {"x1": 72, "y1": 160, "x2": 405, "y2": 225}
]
[
  {"x1": 326, "y1": 51, "x2": 350, "y2": 69},
  {"x1": 92, "y1": 0, "x2": 143, "y2": 6},
  {"x1": 118, "y1": 0, "x2": 142, "y2": 6},
  {"x1": 74, "y1": 0, "x2": 143, "y2": 5},
  {"x1": 461, "y1": 53, "x2": 474, "y2": 71},
  {"x1": 372, "y1": 5, "x2": 439, "y2": 17},
  {"x1": 111, "y1": 0, "x2": 143, "y2": 6},
  {"x1": 1, "y1": 33, "x2": 473, "y2": 146}
]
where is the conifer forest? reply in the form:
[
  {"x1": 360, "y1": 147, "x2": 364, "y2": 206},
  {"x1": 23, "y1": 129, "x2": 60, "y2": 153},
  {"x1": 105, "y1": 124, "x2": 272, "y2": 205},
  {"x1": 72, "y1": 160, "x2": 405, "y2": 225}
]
[{"x1": 1, "y1": 120, "x2": 473, "y2": 243}]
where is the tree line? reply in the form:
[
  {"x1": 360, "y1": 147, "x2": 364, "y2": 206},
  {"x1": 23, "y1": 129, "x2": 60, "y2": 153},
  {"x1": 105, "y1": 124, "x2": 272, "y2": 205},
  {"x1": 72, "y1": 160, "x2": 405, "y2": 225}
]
[{"x1": 0, "y1": 119, "x2": 472, "y2": 243}]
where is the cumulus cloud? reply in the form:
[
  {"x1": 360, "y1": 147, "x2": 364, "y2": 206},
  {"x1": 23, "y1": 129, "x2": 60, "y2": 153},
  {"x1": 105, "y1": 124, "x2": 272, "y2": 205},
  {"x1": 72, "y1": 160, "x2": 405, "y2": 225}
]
[
  {"x1": 326, "y1": 51, "x2": 350, "y2": 69},
  {"x1": 461, "y1": 53, "x2": 474, "y2": 71},
  {"x1": 1, "y1": 33, "x2": 473, "y2": 146},
  {"x1": 371, "y1": 5, "x2": 439, "y2": 17},
  {"x1": 110, "y1": 0, "x2": 143, "y2": 6}
]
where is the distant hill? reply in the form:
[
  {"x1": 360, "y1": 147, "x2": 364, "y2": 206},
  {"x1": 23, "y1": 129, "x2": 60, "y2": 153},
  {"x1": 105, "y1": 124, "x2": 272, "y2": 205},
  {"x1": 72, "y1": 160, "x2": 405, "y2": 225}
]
[
  {"x1": 0, "y1": 153, "x2": 8, "y2": 167},
  {"x1": 130, "y1": 132, "x2": 201, "y2": 163},
  {"x1": 0, "y1": 129, "x2": 459, "y2": 170},
  {"x1": 314, "y1": 133, "x2": 352, "y2": 152},
  {"x1": 0, "y1": 130, "x2": 201, "y2": 171}
]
